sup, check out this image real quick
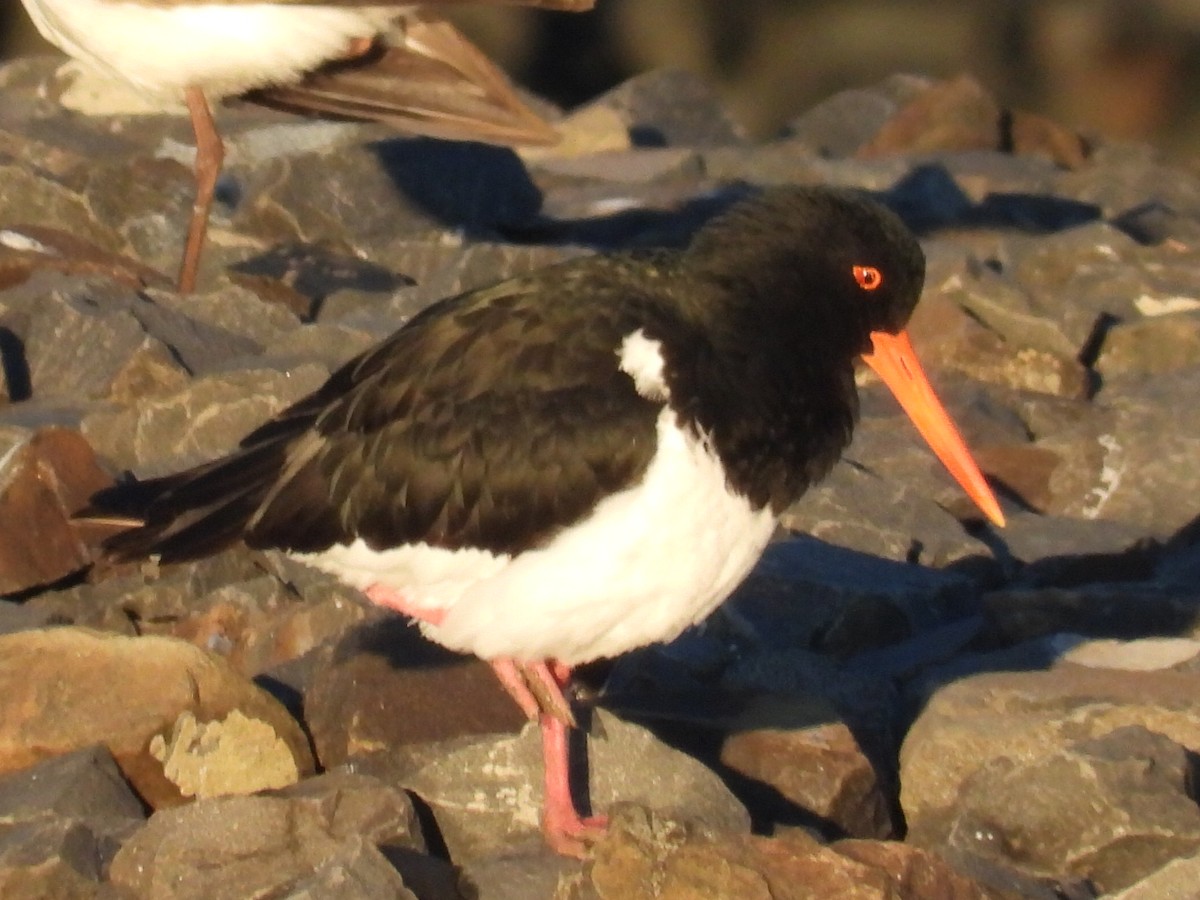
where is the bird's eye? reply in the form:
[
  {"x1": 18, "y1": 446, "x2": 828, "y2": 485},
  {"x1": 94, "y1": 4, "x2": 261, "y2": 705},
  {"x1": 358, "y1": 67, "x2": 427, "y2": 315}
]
[{"x1": 853, "y1": 265, "x2": 883, "y2": 291}]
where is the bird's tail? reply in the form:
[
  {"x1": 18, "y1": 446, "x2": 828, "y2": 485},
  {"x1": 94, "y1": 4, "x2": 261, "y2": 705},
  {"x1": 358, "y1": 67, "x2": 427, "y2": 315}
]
[{"x1": 77, "y1": 441, "x2": 288, "y2": 565}]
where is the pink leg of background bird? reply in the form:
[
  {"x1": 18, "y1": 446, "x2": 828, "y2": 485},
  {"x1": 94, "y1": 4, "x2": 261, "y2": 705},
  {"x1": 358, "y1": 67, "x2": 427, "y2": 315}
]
[{"x1": 179, "y1": 86, "x2": 223, "y2": 294}]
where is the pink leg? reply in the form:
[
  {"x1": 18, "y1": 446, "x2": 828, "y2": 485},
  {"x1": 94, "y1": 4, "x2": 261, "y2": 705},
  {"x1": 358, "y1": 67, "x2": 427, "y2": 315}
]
[
  {"x1": 539, "y1": 691, "x2": 608, "y2": 857},
  {"x1": 363, "y1": 582, "x2": 607, "y2": 855},
  {"x1": 490, "y1": 658, "x2": 541, "y2": 720},
  {"x1": 179, "y1": 86, "x2": 224, "y2": 294}
]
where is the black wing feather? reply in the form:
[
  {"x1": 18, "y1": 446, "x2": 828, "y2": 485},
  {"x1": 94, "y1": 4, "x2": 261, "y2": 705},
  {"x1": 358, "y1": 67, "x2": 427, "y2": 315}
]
[{"x1": 96, "y1": 258, "x2": 667, "y2": 563}]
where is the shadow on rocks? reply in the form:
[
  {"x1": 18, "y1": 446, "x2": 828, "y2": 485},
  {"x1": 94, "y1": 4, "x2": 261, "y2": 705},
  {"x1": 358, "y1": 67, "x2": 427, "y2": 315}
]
[{"x1": 882, "y1": 164, "x2": 1103, "y2": 237}]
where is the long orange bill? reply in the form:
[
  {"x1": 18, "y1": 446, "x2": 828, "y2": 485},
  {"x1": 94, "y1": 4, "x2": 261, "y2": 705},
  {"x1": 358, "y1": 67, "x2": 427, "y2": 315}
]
[{"x1": 862, "y1": 329, "x2": 1006, "y2": 527}]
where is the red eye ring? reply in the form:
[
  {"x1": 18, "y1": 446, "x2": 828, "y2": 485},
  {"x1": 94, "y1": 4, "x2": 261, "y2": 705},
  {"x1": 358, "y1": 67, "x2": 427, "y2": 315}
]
[{"x1": 853, "y1": 265, "x2": 883, "y2": 291}]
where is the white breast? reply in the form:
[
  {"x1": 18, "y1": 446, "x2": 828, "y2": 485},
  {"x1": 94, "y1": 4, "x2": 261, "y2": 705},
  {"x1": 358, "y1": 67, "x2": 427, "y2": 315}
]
[
  {"x1": 19, "y1": 0, "x2": 399, "y2": 99},
  {"x1": 297, "y1": 406, "x2": 777, "y2": 666}
]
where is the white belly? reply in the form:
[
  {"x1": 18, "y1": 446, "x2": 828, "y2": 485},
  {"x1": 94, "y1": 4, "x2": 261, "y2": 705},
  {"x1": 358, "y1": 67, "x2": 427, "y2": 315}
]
[
  {"x1": 19, "y1": 0, "x2": 398, "y2": 99},
  {"x1": 297, "y1": 408, "x2": 778, "y2": 665}
]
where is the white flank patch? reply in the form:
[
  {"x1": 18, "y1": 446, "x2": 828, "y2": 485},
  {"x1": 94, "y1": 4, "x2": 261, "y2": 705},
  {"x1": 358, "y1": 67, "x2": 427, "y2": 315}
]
[
  {"x1": 19, "y1": 0, "x2": 397, "y2": 100},
  {"x1": 618, "y1": 329, "x2": 670, "y2": 401},
  {"x1": 298, "y1": 407, "x2": 776, "y2": 665}
]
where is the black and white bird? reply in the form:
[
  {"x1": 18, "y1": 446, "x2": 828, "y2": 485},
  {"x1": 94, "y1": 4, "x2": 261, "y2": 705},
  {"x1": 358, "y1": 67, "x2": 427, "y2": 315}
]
[
  {"x1": 17, "y1": 0, "x2": 593, "y2": 293},
  {"x1": 84, "y1": 186, "x2": 1005, "y2": 856}
]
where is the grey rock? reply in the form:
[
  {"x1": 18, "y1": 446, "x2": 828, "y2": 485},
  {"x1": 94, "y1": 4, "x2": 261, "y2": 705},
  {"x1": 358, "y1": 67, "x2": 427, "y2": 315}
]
[
  {"x1": 1057, "y1": 142, "x2": 1200, "y2": 218},
  {"x1": 737, "y1": 535, "x2": 983, "y2": 640},
  {"x1": 0, "y1": 599, "x2": 57, "y2": 636},
  {"x1": 1035, "y1": 366, "x2": 1200, "y2": 533},
  {"x1": 943, "y1": 726, "x2": 1200, "y2": 893},
  {"x1": 783, "y1": 75, "x2": 931, "y2": 157},
  {"x1": 0, "y1": 627, "x2": 314, "y2": 809},
  {"x1": 0, "y1": 275, "x2": 175, "y2": 403},
  {"x1": 1110, "y1": 199, "x2": 1200, "y2": 246},
  {"x1": 272, "y1": 770, "x2": 427, "y2": 853},
  {"x1": 996, "y1": 510, "x2": 1157, "y2": 586},
  {"x1": 458, "y1": 850, "x2": 577, "y2": 900},
  {"x1": 270, "y1": 838, "x2": 423, "y2": 900},
  {"x1": 82, "y1": 362, "x2": 328, "y2": 474},
  {"x1": 900, "y1": 666, "x2": 1200, "y2": 834},
  {"x1": 703, "y1": 145, "x2": 912, "y2": 190},
  {"x1": 109, "y1": 794, "x2": 424, "y2": 900},
  {"x1": 0, "y1": 744, "x2": 144, "y2": 832},
  {"x1": 906, "y1": 634, "x2": 1070, "y2": 707},
  {"x1": 145, "y1": 283, "x2": 300, "y2": 356},
  {"x1": 0, "y1": 746, "x2": 144, "y2": 897},
  {"x1": 780, "y1": 461, "x2": 994, "y2": 569},
  {"x1": 530, "y1": 147, "x2": 703, "y2": 184},
  {"x1": 261, "y1": 321, "x2": 379, "y2": 373},
  {"x1": 1107, "y1": 850, "x2": 1200, "y2": 900},
  {"x1": 43, "y1": 548, "x2": 369, "y2": 675},
  {"x1": 720, "y1": 650, "x2": 901, "y2": 750},
  {"x1": 0, "y1": 818, "x2": 111, "y2": 900},
  {"x1": 579, "y1": 68, "x2": 747, "y2": 148},
  {"x1": 0, "y1": 162, "x2": 121, "y2": 254},
  {"x1": 720, "y1": 722, "x2": 893, "y2": 839},
  {"x1": 373, "y1": 708, "x2": 750, "y2": 863}
]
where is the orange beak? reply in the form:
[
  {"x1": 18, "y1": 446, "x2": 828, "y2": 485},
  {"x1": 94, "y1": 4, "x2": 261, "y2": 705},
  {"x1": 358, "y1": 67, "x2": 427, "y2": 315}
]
[{"x1": 862, "y1": 329, "x2": 1005, "y2": 527}]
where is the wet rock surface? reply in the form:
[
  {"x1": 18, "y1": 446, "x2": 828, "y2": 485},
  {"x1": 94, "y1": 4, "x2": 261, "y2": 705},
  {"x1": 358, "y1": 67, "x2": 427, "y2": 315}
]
[{"x1": 1, "y1": 59, "x2": 1199, "y2": 896}]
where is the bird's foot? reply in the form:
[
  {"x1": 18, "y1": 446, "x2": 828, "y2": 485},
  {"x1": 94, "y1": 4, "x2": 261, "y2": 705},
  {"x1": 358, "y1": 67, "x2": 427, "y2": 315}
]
[
  {"x1": 542, "y1": 806, "x2": 609, "y2": 858},
  {"x1": 541, "y1": 709, "x2": 606, "y2": 858}
]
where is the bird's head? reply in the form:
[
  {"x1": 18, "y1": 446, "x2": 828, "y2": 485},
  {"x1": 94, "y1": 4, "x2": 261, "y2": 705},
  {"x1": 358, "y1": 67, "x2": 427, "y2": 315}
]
[{"x1": 689, "y1": 186, "x2": 1005, "y2": 527}]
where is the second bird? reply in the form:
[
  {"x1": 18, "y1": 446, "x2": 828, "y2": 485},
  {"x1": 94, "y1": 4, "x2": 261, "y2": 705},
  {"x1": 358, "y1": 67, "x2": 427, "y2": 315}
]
[{"x1": 18, "y1": 0, "x2": 594, "y2": 292}]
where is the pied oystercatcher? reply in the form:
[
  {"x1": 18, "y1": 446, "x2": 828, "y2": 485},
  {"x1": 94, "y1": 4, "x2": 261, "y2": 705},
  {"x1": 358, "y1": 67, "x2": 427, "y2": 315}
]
[{"x1": 84, "y1": 186, "x2": 1005, "y2": 855}]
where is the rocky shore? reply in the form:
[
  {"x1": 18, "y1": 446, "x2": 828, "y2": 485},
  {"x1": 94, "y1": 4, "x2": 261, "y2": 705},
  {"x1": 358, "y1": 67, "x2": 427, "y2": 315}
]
[{"x1": 1, "y1": 58, "x2": 1200, "y2": 898}]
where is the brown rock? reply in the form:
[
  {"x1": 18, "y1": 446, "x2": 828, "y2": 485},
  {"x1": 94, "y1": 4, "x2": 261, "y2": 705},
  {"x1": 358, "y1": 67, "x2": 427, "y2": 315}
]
[
  {"x1": 0, "y1": 224, "x2": 168, "y2": 291},
  {"x1": 857, "y1": 75, "x2": 1001, "y2": 159},
  {"x1": 141, "y1": 570, "x2": 369, "y2": 678},
  {"x1": 305, "y1": 617, "x2": 526, "y2": 768},
  {"x1": 910, "y1": 283, "x2": 1089, "y2": 399},
  {"x1": 1097, "y1": 311, "x2": 1200, "y2": 377},
  {"x1": 720, "y1": 724, "x2": 892, "y2": 839},
  {"x1": 967, "y1": 444, "x2": 1061, "y2": 513},
  {"x1": 563, "y1": 805, "x2": 993, "y2": 900},
  {"x1": 1007, "y1": 109, "x2": 1089, "y2": 169},
  {"x1": 0, "y1": 427, "x2": 113, "y2": 594},
  {"x1": 0, "y1": 164, "x2": 121, "y2": 254},
  {"x1": 0, "y1": 627, "x2": 314, "y2": 808},
  {"x1": 834, "y1": 840, "x2": 997, "y2": 900},
  {"x1": 81, "y1": 363, "x2": 329, "y2": 474}
]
